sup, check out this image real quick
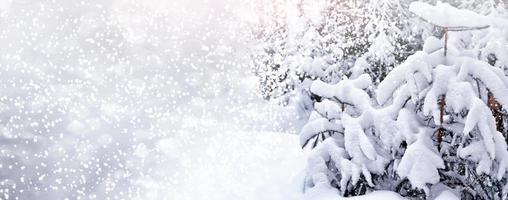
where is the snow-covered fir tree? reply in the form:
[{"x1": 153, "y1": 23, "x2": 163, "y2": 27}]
[
  {"x1": 301, "y1": 74, "x2": 402, "y2": 197},
  {"x1": 251, "y1": 0, "x2": 425, "y2": 119},
  {"x1": 378, "y1": 2, "x2": 508, "y2": 199},
  {"x1": 350, "y1": 0, "x2": 426, "y2": 84},
  {"x1": 250, "y1": 0, "x2": 289, "y2": 101},
  {"x1": 300, "y1": 1, "x2": 508, "y2": 199},
  {"x1": 377, "y1": 46, "x2": 508, "y2": 199}
]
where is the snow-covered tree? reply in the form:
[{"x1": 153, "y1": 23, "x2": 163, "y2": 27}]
[
  {"x1": 300, "y1": 74, "x2": 406, "y2": 196},
  {"x1": 300, "y1": 1, "x2": 508, "y2": 199},
  {"x1": 376, "y1": 2, "x2": 508, "y2": 199},
  {"x1": 378, "y1": 40, "x2": 508, "y2": 200},
  {"x1": 251, "y1": 0, "x2": 426, "y2": 120},
  {"x1": 350, "y1": 0, "x2": 426, "y2": 84},
  {"x1": 250, "y1": 0, "x2": 290, "y2": 101}
]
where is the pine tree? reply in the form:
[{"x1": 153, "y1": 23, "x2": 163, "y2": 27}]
[
  {"x1": 251, "y1": 0, "x2": 290, "y2": 101},
  {"x1": 251, "y1": 0, "x2": 425, "y2": 120},
  {"x1": 251, "y1": 0, "x2": 368, "y2": 117},
  {"x1": 376, "y1": 2, "x2": 508, "y2": 199},
  {"x1": 350, "y1": 0, "x2": 425, "y2": 84},
  {"x1": 301, "y1": 74, "x2": 401, "y2": 196},
  {"x1": 300, "y1": 1, "x2": 508, "y2": 199}
]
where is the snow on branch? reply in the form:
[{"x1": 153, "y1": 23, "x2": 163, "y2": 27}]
[{"x1": 409, "y1": 2, "x2": 490, "y2": 29}]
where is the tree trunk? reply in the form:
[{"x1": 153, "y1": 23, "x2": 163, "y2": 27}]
[
  {"x1": 438, "y1": 95, "x2": 446, "y2": 150},
  {"x1": 444, "y1": 27, "x2": 448, "y2": 56},
  {"x1": 488, "y1": 92, "x2": 503, "y2": 133}
]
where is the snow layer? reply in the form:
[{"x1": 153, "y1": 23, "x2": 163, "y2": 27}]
[
  {"x1": 410, "y1": 2, "x2": 489, "y2": 28},
  {"x1": 434, "y1": 190, "x2": 460, "y2": 200},
  {"x1": 397, "y1": 130, "x2": 445, "y2": 193}
]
